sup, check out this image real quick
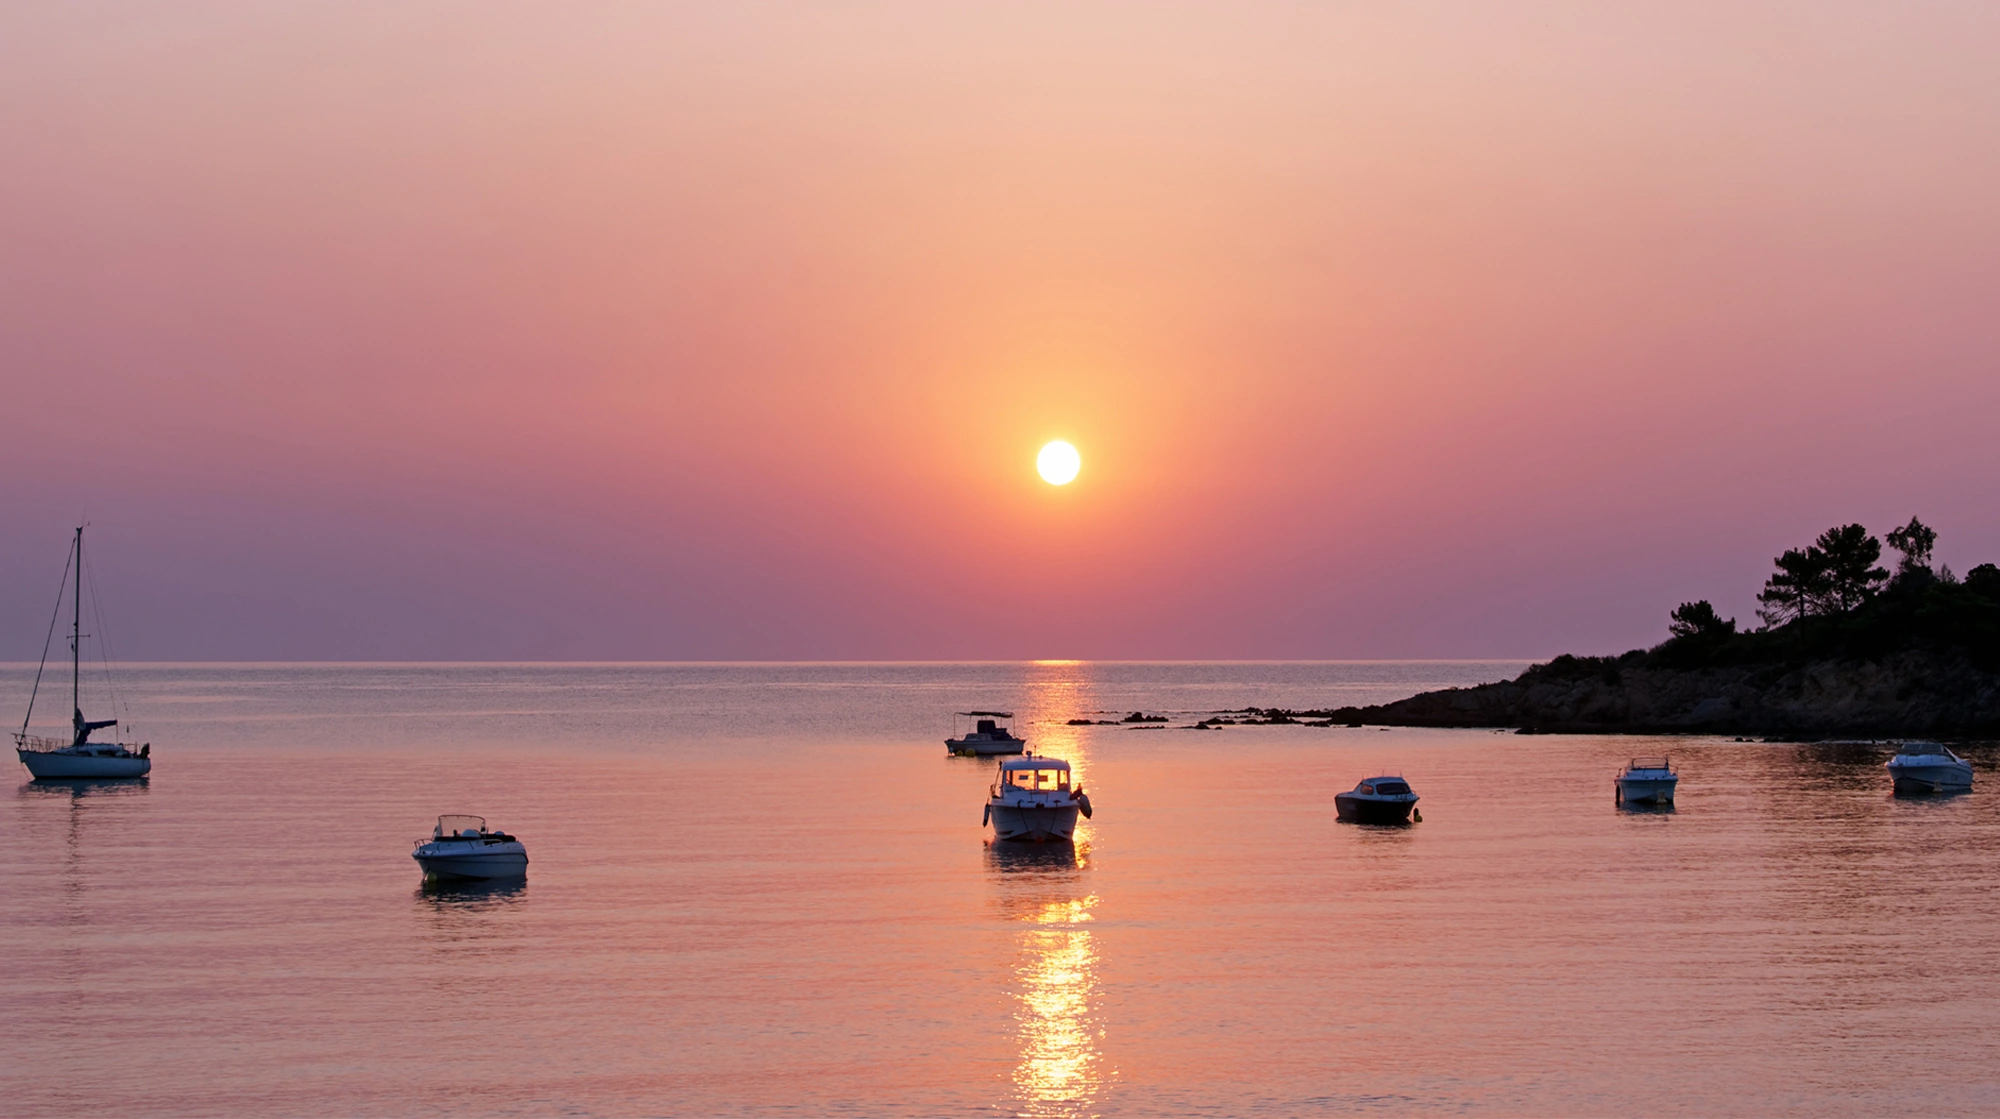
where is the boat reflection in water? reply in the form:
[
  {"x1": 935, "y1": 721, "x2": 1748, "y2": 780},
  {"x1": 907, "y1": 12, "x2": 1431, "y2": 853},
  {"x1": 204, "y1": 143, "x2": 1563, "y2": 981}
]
[
  {"x1": 987, "y1": 841, "x2": 1106, "y2": 1118},
  {"x1": 16, "y1": 776, "x2": 150, "y2": 802},
  {"x1": 415, "y1": 876, "x2": 528, "y2": 909}
]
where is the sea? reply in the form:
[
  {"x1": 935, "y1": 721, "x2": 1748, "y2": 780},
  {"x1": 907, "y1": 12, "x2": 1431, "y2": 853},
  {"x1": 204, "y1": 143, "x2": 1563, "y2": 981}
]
[{"x1": 4, "y1": 661, "x2": 1998, "y2": 1117}]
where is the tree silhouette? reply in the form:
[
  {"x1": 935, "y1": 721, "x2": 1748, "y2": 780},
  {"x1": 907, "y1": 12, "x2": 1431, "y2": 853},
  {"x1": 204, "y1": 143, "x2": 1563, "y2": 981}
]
[
  {"x1": 1758, "y1": 547, "x2": 1831, "y2": 626},
  {"x1": 1887, "y1": 517, "x2": 1938, "y2": 576},
  {"x1": 1819, "y1": 524, "x2": 1888, "y2": 611},
  {"x1": 1668, "y1": 600, "x2": 1735, "y2": 639},
  {"x1": 1757, "y1": 524, "x2": 1887, "y2": 626}
]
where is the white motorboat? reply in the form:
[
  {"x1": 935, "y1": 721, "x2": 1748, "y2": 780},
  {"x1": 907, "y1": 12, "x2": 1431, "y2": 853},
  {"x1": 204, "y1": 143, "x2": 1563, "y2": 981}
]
[
  {"x1": 1616, "y1": 757, "x2": 1678, "y2": 806},
  {"x1": 984, "y1": 753, "x2": 1091, "y2": 843},
  {"x1": 15, "y1": 527, "x2": 151, "y2": 781},
  {"x1": 1334, "y1": 776, "x2": 1419, "y2": 824},
  {"x1": 1886, "y1": 743, "x2": 1973, "y2": 795},
  {"x1": 413, "y1": 816, "x2": 529, "y2": 880},
  {"x1": 948, "y1": 711, "x2": 1027, "y2": 756}
]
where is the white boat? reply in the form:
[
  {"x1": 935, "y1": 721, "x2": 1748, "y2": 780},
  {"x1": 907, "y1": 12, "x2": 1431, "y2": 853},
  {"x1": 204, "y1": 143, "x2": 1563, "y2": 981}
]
[
  {"x1": 14, "y1": 527, "x2": 151, "y2": 781},
  {"x1": 947, "y1": 711, "x2": 1027, "y2": 756},
  {"x1": 984, "y1": 753, "x2": 1091, "y2": 843},
  {"x1": 1616, "y1": 757, "x2": 1678, "y2": 806},
  {"x1": 1886, "y1": 743, "x2": 1973, "y2": 795},
  {"x1": 1334, "y1": 776, "x2": 1419, "y2": 824},
  {"x1": 412, "y1": 815, "x2": 529, "y2": 880}
]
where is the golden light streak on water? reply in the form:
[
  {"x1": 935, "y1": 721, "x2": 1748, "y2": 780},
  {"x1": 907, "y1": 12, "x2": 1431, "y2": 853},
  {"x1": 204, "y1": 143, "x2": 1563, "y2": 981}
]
[
  {"x1": 1023, "y1": 659, "x2": 1096, "y2": 806},
  {"x1": 1010, "y1": 895, "x2": 1103, "y2": 1118}
]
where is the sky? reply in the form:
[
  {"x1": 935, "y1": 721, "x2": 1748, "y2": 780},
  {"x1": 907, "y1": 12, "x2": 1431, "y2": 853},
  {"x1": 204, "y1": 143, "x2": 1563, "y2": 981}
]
[{"x1": 3, "y1": 2, "x2": 1999, "y2": 661}]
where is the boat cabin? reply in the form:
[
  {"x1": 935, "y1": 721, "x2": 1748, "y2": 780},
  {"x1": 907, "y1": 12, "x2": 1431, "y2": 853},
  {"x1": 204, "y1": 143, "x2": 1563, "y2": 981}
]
[
  {"x1": 1354, "y1": 778, "x2": 1411, "y2": 797},
  {"x1": 996, "y1": 755, "x2": 1072, "y2": 793},
  {"x1": 954, "y1": 711, "x2": 1018, "y2": 738}
]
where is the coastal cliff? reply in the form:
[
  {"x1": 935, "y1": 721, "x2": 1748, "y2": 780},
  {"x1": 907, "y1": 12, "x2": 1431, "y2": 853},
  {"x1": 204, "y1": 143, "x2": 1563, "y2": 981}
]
[
  {"x1": 1328, "y1": 519, "x2": 2000, "y2": 738},
  {"x1": 1328, "y1": 647, "x2": 2000, "y2": 736}
]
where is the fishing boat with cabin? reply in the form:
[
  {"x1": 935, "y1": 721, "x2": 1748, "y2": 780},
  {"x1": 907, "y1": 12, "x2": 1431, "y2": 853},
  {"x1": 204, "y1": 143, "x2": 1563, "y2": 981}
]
[
  {"x1": 14, "y1": 527, "x2": 151, "y2": 780},
  {"x1": 947, "y1": 710, "x2": 1027, "y2": 755},
  {"x1": 984, "y1": 753, "x2": 1092, "y2": 842},
  {"x1": 1334, "y1": 775, "x2": 1419, "y2": 824}
]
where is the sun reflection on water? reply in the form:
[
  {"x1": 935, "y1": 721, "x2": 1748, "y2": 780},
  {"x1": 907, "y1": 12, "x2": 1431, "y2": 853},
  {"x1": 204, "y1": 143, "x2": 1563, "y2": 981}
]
[
  {"x1": 988, "y1": 834, "x2": 1106, "y2": 1118},
  {"x1": 1012, "y1": 894, "x2": 1103, "y2": 1116}
]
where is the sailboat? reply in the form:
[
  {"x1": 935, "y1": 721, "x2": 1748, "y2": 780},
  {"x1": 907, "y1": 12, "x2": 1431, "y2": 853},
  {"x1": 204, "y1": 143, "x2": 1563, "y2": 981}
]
[{"x1": 14, "y1": 526, "x2": 151, "y2": 779}]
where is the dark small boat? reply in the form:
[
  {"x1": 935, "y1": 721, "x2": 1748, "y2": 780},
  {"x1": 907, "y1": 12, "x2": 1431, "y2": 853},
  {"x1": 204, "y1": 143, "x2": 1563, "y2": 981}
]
[
  {"x1": 946, "y1": 711, "x2": 1027, "y2": 756},
  {"x1": 1335, "y1": 776, "x2": 1419, "y2": 824}
]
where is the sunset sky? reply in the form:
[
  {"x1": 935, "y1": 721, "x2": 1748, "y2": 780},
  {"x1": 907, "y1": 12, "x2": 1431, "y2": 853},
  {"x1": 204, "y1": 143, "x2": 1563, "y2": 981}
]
[{"x1": 4, "y1": 3, "x2": 1998, "y2": 660}]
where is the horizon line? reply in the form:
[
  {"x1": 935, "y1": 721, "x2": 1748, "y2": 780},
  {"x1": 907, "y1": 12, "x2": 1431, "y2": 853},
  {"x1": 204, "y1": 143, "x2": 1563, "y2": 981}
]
[{"x1": 0, "y1": 657, "x2": 1547, "y2": 669}]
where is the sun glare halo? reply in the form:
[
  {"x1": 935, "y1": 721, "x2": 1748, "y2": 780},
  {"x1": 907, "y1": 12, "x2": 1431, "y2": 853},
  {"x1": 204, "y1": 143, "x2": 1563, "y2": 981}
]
[{"x1": 1037, "y1": 441, "x2": 1081, "y2": 485}]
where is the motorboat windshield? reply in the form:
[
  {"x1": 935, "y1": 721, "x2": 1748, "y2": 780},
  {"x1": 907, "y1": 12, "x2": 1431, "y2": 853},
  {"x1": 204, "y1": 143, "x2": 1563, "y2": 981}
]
[
  {"x1": 999, "y1": 761, "x2": 1072, "y2": 791},
  {"x1": 435, "y1": 814, "x2": 488, "y2": 839},
  {"x1": 1623, "y1": 757, "x2": 1674, "y2": 773}
]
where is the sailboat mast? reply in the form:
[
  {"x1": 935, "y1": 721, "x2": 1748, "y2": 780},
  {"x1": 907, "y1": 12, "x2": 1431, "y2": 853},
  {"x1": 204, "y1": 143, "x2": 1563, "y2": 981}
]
[{"x1": 72, "y1": 526, "x2": 82, "y2": 727}]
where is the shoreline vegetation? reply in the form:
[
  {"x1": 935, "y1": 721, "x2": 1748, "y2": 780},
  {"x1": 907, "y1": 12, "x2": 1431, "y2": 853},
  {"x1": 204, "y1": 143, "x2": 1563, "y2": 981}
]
[{"x1": 1306, "y1": 518, "x2": 2000, "y2": 739}]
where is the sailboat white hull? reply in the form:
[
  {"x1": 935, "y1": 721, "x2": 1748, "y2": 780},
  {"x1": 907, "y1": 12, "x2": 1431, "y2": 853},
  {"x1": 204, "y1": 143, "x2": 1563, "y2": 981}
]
[{"x1": 19, "y1": 749, "x2": 150, "y2": 779}]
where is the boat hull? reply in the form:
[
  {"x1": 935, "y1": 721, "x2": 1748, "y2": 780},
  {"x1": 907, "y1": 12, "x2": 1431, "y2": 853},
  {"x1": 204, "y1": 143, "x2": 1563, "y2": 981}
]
[
  {"x1": 948, "y1": 737, "x2": 1026, "y2": 756},
  {"x1": 1887, "y1": 760, "x2": 1973, "y2": 795},
  {"x1": 989, "y1": 803, "x2": 1079, "y2": 843},
  {"x1": 1334, "y1": 793, "x2": 1417, "y2": 825},
  {"x1": 18, "y1": 749, "x2": 150, "y2": 779},
  {"x1": 1617, "y1": 776, "x2": 1678, "y2": 805},
  {"x1": 413, "y1": 848, "x2": 529, "y2": 880}
]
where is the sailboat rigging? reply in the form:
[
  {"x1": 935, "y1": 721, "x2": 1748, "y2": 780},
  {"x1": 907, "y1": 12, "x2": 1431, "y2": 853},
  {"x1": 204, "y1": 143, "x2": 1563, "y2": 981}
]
[{"x1": 14, "y1": 526, "x2": 151, "y2": 779}]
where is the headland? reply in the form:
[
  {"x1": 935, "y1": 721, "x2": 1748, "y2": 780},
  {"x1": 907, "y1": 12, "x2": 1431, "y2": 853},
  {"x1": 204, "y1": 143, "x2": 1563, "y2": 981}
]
[{"x1": 1328, "y1": 519, "x2": 2000, "y2": 738}]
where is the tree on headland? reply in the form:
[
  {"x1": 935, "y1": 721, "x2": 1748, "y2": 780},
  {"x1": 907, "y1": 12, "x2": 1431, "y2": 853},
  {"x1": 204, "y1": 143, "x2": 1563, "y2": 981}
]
[
  {"x1": 1757, "y1": 547, "x2": 1832, "y2": 626},
  {"x1": 1887, "y1": 516, "x2": 1938, "y2": 577},
  {"x1": 1756, "y1": 523, "x2": 1887, "y2": 627},
  {"x1": 1668, "y1": 600, "x2": 1735, "y2": 639},
  {"x1": 1818, "y1": 524, "x2": 1889, "y2": 611}
]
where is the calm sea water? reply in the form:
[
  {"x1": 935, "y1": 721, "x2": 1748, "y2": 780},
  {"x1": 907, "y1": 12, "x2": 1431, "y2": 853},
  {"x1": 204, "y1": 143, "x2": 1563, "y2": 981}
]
[{"x1": 5, "y1": 662, "x2": 1998, "y2": 1117}]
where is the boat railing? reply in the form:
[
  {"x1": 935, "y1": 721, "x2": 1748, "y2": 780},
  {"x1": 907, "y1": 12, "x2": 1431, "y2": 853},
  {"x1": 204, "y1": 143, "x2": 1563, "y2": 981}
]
[{"x1": 13, "y1": 733, "x2": 73, "y2": 754}]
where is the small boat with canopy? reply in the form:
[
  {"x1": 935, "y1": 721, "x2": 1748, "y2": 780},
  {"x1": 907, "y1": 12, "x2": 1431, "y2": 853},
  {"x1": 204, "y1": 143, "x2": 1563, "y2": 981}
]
[
  {"x1": 412, "y1": 815, "x2": 529, "y2": 880},
  {"x1": 14, "y1": 527, "x2": 151, "y2": 780},
  {"x1": 947, "y1": 710, "x2": 1026, "y2": 755},
  {"x1": 984, "y1": 752, "x2": 1091, "y2": 842}
]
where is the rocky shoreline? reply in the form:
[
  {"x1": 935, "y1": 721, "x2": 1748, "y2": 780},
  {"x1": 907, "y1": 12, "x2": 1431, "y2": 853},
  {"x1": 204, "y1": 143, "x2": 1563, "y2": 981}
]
[
  {"x1": 1320, "y1": 648, "x2": 2000, "y2": 738},
  {"x1": 1299, "y1": 518, "x2": 2000, "y2": 739}
]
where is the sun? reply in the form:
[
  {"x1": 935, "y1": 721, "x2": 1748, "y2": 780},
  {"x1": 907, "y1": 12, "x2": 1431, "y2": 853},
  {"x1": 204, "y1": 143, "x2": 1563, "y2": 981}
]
[{"x1": 1037, "y1": 440, "x2": 1080, "y2": 485}]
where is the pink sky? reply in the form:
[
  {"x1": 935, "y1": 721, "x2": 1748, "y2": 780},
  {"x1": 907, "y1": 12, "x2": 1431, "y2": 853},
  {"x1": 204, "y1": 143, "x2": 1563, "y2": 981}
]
[{"x1": 4, "y1": 3, "x2": 1999, "y2": 660}]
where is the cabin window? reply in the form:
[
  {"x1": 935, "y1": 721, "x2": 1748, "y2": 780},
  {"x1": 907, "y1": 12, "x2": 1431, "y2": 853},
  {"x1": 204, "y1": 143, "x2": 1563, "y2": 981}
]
[
  {"x1": 1358, "y1": 783, "x2": 1374, "y2": 795},
  {"x1": 1038, "y1": 769, "x2": 1067, "y2": 790},
  {"x1": 1009, "y1": 770, "x2": 1038, "y2": 789}
]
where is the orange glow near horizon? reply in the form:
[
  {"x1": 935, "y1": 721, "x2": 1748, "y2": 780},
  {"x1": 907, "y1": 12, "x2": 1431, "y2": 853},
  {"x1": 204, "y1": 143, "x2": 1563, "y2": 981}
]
[{"x1": 3, "y1": 4, "x2": 2000, "y2": 659}]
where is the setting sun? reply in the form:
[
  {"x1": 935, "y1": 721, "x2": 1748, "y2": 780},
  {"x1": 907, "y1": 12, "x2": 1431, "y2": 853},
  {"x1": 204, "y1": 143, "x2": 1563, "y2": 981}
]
[{"x1": 1037, "y1": 441, "x2": 1080, "y2": 485}]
